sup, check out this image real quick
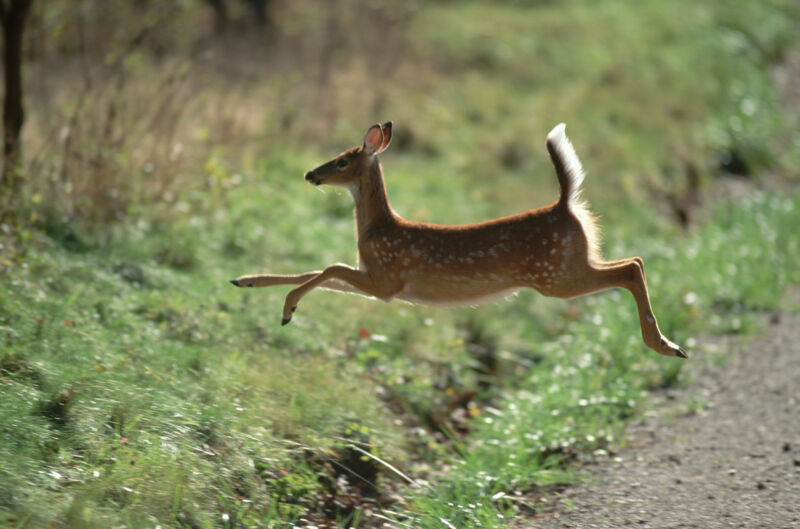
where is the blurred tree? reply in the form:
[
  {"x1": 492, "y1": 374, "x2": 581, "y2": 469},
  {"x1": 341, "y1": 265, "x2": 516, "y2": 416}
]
[
  {"x1": 244, "y1": 0, "x2": 269, "y2": 28},
  {"x1": 204, "y1": 0, "x2": 229, "y2": 33},
  {"x1": 0, "y1": 0, "x2": 33, "y2": 212},
  {"x1": 203, "y1": 0, "x2": 271, "y2": 33}
]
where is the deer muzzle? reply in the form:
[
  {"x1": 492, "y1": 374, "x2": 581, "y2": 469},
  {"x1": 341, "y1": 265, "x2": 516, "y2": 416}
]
[{"x1": 304, "y1": 170, "x2": 322, "y2": 185}]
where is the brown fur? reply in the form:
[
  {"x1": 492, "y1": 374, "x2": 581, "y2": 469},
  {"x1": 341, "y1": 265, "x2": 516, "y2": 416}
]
[{"x1": 231, "y1": 123, "x2": 686, "y2": 358}]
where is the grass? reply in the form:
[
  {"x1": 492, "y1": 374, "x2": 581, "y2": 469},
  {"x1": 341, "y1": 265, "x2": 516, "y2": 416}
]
[
  {"x1": 3, "y1": 0, "x2": 800, "y2": 527},
  {"x1": 400, "y1": 0, "x2": 798, "y2": 219},
  {"x1": 403, "y1": 192, "x2": 800, "y2": 529},
  {"x1": 3, "y1": 184, "x2": 799, "y2": 527}
]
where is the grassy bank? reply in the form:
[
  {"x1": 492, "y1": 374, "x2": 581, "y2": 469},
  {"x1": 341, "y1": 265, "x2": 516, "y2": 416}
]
[
  {"x1": 3, "y1": 183, "x2": 799, "y2": 527},
  {"x1": 2, "y1": 0, "x2": 800, "y2": 527}
]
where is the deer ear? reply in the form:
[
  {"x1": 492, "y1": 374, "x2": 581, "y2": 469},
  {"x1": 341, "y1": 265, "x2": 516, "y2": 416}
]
[
  {"x1": 363, "y1": 124, "x2": 384, "y2": 155},
  {"x1": 379, "y1": 121, "x2": 393, "y2": 153}
]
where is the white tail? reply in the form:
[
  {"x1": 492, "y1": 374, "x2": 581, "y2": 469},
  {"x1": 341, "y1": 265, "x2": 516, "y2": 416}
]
[
  {"x1": 548, "y1": 122, "x2": 585, "y2": 206},
  {"x1": 231, "y1": 122, "x2": 687, "y2": 358},
  {"x1": 547, "y1": 122, "x2": 601, "y2": 263}
]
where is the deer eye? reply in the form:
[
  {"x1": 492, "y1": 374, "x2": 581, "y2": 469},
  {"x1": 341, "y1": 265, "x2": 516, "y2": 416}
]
[{"x1": 336, "y1": 158, "x2": 349, "y2": 170}]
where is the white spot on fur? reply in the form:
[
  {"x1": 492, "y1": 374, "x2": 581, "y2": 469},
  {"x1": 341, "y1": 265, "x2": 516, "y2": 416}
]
[{"x1": 348, "y1": 184, "x2": 360, "y2": 202}]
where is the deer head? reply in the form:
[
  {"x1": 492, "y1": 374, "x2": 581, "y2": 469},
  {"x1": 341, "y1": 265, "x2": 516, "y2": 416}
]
[{"x1": 304, "y1": 122, "x2": 393, "y2": 189}]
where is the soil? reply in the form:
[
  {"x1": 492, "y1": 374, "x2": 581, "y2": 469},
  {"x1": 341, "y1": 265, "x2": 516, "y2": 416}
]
[{"x1": 520, "y1": 311, "x2": 800, "y2": 529}]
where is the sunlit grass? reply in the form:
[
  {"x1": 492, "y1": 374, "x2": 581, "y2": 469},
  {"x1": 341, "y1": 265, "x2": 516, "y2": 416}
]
[
  {"x1": 404, "y1": 0, "x2": 797, "y2": 221},
  {"x1": 3, "y1": 0, "x2": 800, "y2": 526},
  {"x1": 5, "y1": 174, "x2": 798, "y2": 527},
  {"x1": 400, "y1": 191, "x2": 800, "y2": 528}
]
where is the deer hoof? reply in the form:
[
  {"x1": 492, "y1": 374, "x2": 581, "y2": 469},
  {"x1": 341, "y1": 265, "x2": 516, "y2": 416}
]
[
  {"x1": 281, "y1": 317, "x2": 291, "y2": 326},
  {"x1": 229, "y1": 279, "x2": 240, "y2": 287},
  {"x1": 660, "y1": 336, "x2": 688, "y2": 359}
]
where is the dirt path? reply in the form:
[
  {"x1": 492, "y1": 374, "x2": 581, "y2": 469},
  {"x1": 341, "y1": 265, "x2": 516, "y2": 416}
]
[{"x1": 522, "y1": 311, "x2": 800, "y2": 529}]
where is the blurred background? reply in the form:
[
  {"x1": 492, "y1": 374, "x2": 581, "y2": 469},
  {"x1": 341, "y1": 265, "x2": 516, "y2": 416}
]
[
  {"x1": 1, "y1": 1, "x2": 799, "y2": 527},
  {"x1": 6, "y1": 0, "x2": 798, "y2": 226}
]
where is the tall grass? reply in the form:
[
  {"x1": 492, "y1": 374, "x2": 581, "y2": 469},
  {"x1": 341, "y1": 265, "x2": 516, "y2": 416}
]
[
  {"x1": 19, "y1": 0, "x2": 800, "y2": 229},
  {"x1": 402, "y1": 191, "x2": 800, "y2": 529},
  {"x1": 3, "y1": 0, "x2": 799, "y2": 527},
  {"x1": 4, "y1": 177, "x2": 799, "y2": 527}
]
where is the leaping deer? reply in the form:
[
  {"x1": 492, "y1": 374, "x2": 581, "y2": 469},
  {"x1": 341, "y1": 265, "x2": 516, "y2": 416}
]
[{"x1": 230, "y1": 122, "x2": 687, "y2": 358}]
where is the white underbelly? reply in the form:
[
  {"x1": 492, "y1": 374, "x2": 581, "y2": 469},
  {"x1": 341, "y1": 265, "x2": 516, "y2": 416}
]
[{"x1": 395, "y1": 282, "x2": 521, "y2": 307}]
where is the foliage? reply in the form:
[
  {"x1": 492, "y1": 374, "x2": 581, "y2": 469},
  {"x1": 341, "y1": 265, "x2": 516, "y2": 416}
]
[
  {"x1": 12, "y1": 0, "x2": 799, "y2": 227},
  {"x1": 3, "y1": 178, "x2": 799, "y2": 527},
  {"x1": 2, "y1": 0, "x2": 799, "y2": 527}
]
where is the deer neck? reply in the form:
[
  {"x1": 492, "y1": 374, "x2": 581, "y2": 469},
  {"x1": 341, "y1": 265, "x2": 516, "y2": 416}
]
[{"x1": 351, "y1": 160, "x2": 395, "y2": 241}]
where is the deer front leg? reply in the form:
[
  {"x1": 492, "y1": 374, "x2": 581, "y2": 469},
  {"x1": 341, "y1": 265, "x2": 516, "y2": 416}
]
[
  {"x1": 230, "y1": 272, "x2": 371, "y2": 297},
  {"x1": 230, "y1": 272, "x2": 321, "y2": 288},
  {"x1": 281, "y1": 264, "x2": 402, "y2": 325}
]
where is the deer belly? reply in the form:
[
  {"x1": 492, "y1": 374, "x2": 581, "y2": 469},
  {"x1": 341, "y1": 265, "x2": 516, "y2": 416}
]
[{"x1": 395, "y1": 278, "x2": 521, "y2": 307}]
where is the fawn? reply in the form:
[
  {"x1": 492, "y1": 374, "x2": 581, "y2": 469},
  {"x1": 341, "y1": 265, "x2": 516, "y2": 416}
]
[{"x1": 230, "y1": 122, "x2": 687, "y2": 358}]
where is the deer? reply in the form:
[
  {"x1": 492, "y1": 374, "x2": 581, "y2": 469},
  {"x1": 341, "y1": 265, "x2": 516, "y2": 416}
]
[{"x1": 230, "y1": 122, "x2": 687, "y2": 358}]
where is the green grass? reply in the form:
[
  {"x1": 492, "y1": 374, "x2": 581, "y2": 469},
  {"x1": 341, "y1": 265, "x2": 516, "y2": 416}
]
[
  {"x1": 4, "y1": 181, "x2": 799, "y2": 527},
  {"x1": 398, "y1": 186, "x2": 800, "y2": 527},
  {"x1": 396, "y1": 0, "x2": 798, "y2": 223},
  {"x1": 3, "y1": 0, "x2": 800, "y2": 527},
  {"x1": 402, "y1": 193, "x2": 800, "y2": 529}
]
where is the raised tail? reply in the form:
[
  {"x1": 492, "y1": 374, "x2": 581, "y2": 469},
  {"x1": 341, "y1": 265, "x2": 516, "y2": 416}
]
[
  {"x1": 546, "y1": 123, "x2": 585, "y2": 209},
  {"x1": 545, "y1": 123, "x2": 601, "y2": 262}
]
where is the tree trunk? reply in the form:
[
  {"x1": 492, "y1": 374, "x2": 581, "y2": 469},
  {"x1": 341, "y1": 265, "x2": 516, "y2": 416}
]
[
  {"x1": 244, "y1": 0, "x2": 269, "y2": 28},
  {"x1": 0, "y1": 0, "x2": 33, "y2": 206},
  {"x1": 203, "y1": 0, "x2": 228, "y2": 34}
]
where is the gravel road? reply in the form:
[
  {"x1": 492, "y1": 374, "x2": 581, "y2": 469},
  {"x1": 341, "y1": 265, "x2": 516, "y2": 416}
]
[{"x1": 523, "y1": 311, "x2": 800, "y2": 529}]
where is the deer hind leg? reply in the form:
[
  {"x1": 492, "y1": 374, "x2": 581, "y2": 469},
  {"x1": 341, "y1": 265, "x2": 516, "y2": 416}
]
[{"x1": 579, "y1": 258, "x2": 687, "y2": 358}]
